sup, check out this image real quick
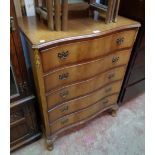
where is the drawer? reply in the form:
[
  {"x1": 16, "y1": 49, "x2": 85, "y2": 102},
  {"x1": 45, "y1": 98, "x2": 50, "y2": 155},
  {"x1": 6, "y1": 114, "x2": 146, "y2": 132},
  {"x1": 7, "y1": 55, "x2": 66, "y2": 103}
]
[
  {"x1": 48, "y1": 80, "x2": 122, "y2": 123},
  {"x1": 47, "y1": 66, "x2": 126, "y2": 109},
  {"x1": 44, "y1": 50, "x2": 131, "y2": 92},
  {"x1": 11, "y1": 105, "x2": 25, "y2": 124},
  {"x1": 50, "y1": 94, "x2": 118, "y2": 134},
  {"x1": 10, "y1": 104, "x2": 34, "y2": 143},
  {"x1": 10, "y1": 96, "x2": 41, "y2": 151},
  {"x1": 41, "y1": 30, "x2": 137, "y2": 73},
  {"x1": 11, "y1": 121, "x2": 30, "y2": 143}
]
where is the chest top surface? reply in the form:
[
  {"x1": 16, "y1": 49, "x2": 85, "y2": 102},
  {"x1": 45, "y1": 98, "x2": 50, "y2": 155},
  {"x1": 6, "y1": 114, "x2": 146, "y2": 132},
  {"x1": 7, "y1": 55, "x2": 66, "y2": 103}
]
[{"x1": 18, "y1": 16, "x2": 140, "y2": 49}]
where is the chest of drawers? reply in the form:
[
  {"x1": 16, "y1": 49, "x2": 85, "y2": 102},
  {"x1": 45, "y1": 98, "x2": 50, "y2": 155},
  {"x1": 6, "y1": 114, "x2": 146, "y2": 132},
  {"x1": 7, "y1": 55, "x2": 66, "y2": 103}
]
[{"x1": 18, "y1": 16, "x2": 140, "y2": 150}]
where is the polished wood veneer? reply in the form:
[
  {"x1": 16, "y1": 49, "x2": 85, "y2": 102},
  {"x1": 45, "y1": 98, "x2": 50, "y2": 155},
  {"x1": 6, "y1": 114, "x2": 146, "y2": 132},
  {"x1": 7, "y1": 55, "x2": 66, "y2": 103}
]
[
  {"x1": 18, "y1": 16, "x2": 139, "y2": 47},
  {"x1": 46, "y1": 66, "x2": 126, "y2": 109},
  {"x1": 50, "y1": 93, "x2": 118, "y2": 134},
  {"x1": 41, "y1": 29, "x2": 136, "y2": 72},
  {"x1": 44, "y1": 50, "x2": 131, "y2": 92},
  {"x1": 18, "y1": 16, "x2": 140, "y2": 150},
  {"x1": 48, "y1": 80, "x2": 122, "y2": 122}
]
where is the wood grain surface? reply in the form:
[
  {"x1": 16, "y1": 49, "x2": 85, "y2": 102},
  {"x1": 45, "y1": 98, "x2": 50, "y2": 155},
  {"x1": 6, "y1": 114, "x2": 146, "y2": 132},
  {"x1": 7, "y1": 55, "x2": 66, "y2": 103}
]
[
  {"x1": 46, "y1": 66, "x2": 126, "y2": 109},
  {"x1": 44, "y1": 50, "x2": 131, "y2": 92},
  {"x1": 48, "y1": 81, "x2": 122, "y2": 123},
  {"x1": 18, "y1": 15, "x2": 140, "y2": 147},
  {"x1": 50, "y1": 93, "x2": 118, "y2": 134},
  {"x1": 41, "y1": 29, "x2": 136, "y2": 72},
  {"x1": 18, "y1": 16, "x2": 140, "y2": 48}
]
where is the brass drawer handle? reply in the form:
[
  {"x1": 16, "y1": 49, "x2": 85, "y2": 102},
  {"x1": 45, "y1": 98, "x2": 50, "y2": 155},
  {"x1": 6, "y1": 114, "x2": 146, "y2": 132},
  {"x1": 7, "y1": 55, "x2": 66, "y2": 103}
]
[
  {"x1": 112, "y1": 56, "x2": 119, "y2": 64},
  {"x1": 116, "y1": 37, "x2": 124, "y2": 45},
  {"x1": 105, "y1": 87, "x2": 112, "y2": 93},
  {"x1": 107, "y1": 72, "x2": 115, "y2": 80},
  {"x1": 59, "y1": 90, "x2": 69, "y2": 98},
  {"x1": 60, "y1": 105, "x2": 69, "y2": 113},
  {"x1": 61, "y1": 117, "x2": 69, "y2": 125},
  {"x1": 59, "y1": 72, "x2": 69, "y2": 80},
  {"x1": 58, "y1": 51, "x2": 69, "y2": 60}
]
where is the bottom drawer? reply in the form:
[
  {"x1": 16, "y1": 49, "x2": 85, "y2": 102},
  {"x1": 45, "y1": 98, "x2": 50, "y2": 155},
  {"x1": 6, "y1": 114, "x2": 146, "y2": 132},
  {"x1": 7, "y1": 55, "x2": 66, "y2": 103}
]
[
  {"x1": 50, "y1": 93, "x2": 118, "y2": 134},
  {"x1": 10, "y1": 121, "x2": 31, "y2": 143},
  {"x1": 48, "y1": 80, "x2": 122, "y2": 122},
  {"x1": 10, "y1": 96, "x2": 41, "y2": 152}
]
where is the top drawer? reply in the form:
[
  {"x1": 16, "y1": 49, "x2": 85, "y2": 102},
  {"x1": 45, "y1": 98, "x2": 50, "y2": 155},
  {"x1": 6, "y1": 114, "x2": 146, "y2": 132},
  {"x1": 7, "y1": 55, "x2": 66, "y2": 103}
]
[{"x1": 41, "y1": 30, "x2": 137, "y2": 73}]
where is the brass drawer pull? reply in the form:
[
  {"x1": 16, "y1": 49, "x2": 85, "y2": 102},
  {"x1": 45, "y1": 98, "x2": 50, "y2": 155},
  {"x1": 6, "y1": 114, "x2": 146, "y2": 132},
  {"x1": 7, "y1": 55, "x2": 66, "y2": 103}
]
[
  {"x1": 59, "y1": 90, "x2": 69, "y2": 98},
  {"x1": 60, "y1": 105, "x2": 69, "y2": 113},
  {"x1": 116, "y1": 37, "x2": 124, "y2": 45},
  {"x1": 112, "y1": 56, "x2": 119, "y2": 64},
  {"x1": 61, "y1": 117, "x2": 69, "y2": 125},
  {"x1": 58, "y1": 51, "x2": 69, "y2": 60},
  {"x1": 105, "y1": 87, "x2": 112, "y2": 93},
  {"x1": 59, "y1": 72, "x2": 69, "y2": 80},
  {"x1": 107, "y1": 72, "x2": 115, "y2": 80}
]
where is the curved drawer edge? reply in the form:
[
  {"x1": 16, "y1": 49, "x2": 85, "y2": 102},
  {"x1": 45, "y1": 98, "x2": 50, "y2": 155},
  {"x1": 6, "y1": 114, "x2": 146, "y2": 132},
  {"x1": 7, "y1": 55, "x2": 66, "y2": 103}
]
[
  {"x1": 48, "y1": 92, "x2": 119, "y2": 123},
  {"x1": 45, "y1": 64, "x2": 126, "y2": 95},
  {"x1": 42, "y1": 47, "x2": 131, "y2": 74},
  {"x1": 43, "y1": 49, "x2": 131, "y2": 77},
  {"x1": 47, "y1": 79, "x2": 122, "y2": 112},
  {"x1": 49, "y1": 93, "x2": 119, "y2": 128},
  {"x1": 35, "y1": 27, "x2": 140, "y2": 49},
  {"x1": 49, "y1": 103, "x2": 118, "y2": 140}
]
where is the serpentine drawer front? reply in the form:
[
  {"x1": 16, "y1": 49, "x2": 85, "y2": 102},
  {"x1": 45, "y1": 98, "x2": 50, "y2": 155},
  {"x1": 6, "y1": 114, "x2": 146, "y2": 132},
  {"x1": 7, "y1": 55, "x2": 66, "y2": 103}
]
[
  {"x1": 41, "y1": 30, "x2": 137, "y2": 73},
  {"x1": 50, "y1": 94, "x2": 118, "y2": 134},
  {"x1": 48, "y1": 80, "x2": 122, "y2": 123},
  {"x1": 44, "y1": 50, "x2": 131, "y2": 92},
  {"x1": 46, "y1": 66, "x2": 126, "y2": 109},
  {"x1": 18, "y1": 16, "x2": 140, "y2": 150}
]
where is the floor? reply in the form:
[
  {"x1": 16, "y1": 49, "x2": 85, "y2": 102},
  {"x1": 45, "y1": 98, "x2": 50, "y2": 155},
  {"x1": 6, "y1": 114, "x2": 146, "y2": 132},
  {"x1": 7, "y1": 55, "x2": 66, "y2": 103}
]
[{"x1": 11, "y1": 93, "x2": 145, "y2": 155}]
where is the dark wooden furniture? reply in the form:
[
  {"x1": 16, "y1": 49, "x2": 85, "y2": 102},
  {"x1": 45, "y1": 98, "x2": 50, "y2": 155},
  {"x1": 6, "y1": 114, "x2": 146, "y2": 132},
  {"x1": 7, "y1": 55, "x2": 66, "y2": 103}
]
[
  {"x1": 118, "y1": 0, "x2": 145, "y2": 103},
  {"x1": 10, "y1": 0, "x2": 41, "y2": 152},
  {"x1": 18, "y1": 15, "x2": 140, "y2": 150}
]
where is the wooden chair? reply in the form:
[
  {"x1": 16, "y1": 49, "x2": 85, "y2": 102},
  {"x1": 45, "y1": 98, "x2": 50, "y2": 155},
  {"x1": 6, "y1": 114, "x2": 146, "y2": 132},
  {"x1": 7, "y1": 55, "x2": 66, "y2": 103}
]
[
  {"x1": 35, "y1": 0, "x2": 91, "y2": 31},
  {"x1": 34, "y1": 0, "x2": 120, "y2": 31}
]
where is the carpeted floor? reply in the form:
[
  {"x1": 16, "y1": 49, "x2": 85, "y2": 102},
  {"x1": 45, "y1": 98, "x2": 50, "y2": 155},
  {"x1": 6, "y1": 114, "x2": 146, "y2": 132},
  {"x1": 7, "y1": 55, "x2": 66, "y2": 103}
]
[{"x1": 11, "y1": 93, "x2": 145, "y2": 155}]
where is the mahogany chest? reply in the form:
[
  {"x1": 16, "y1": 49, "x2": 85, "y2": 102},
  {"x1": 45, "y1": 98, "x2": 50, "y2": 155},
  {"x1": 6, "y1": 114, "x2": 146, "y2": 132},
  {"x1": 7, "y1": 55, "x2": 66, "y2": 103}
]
[{"x1": 18, "y1": 16, "x2": 140, "y2": 150}]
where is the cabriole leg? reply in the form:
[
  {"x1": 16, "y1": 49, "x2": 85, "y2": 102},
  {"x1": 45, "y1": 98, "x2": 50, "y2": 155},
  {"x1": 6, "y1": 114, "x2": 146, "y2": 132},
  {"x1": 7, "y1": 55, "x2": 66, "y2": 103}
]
[
  {"x1": 46, "y1": 139, "x2": 54, "y2": 151},
  {"x1": 110, "y1": 109, "x2": 117, "y2": 117},
  {"x1": 109, "y1": 104, "x2": 119, "y2": 117}
]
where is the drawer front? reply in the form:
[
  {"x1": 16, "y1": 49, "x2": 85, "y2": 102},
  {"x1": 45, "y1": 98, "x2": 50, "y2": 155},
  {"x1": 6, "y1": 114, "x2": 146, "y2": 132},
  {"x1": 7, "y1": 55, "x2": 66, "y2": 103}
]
[
  {"x1": 50, "y1": 94, "x2": 118, "y2": 134},
  {"x1": 48, "y1": 80, "x2": 122, "y2": 123},
  {"x1": 41, "y1": 30, "x2": 136, "y2": 73},
  {"x1": 44, "y1": 50, "x2": 131, "y2": 92},
  {"x1": 10, "y1": 121, "x2": 30, "y2": 143},
  {"x1": 47, "y1": 66, "x2": 126, "y2": 109},
  {"x1": 10, "y1": 97, "x2": 40, "y2": 146},
  {"x1": 10, "y1": 106, "x2": 25, "y2": 124}
]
